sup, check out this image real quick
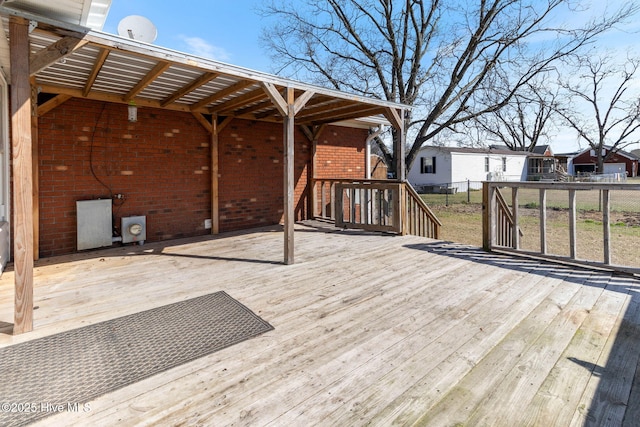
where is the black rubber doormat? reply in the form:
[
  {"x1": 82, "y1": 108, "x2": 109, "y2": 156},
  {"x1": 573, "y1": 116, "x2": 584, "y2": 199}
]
[{"x1": 0, "y1": 291, "x2": 273, "y2": 427}]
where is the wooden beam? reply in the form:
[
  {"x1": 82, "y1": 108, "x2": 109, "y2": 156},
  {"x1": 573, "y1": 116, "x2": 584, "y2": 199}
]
[
  {"x1": 37, "y1": 94, "x2": 72, "y2": 116},
  {"x1": 261, "y1": 82, "x2": 288, "y2": 116},
  {"x1": 191, "y1": 112, "x2": 212, "y2": 133},
  {"x1": 191, "y1": 79, "x2": 254, "y2": 110},
  {"x1": 125, "y1": 61, "x2": 171, "y2": 102},
  {"x1": 30, "y1": 36, "x2": 88, "y2": 75},
  {"x1": 217, "y1": 116, "x2": 234, "y2": 133},
  {"x1": 161, "y1": 71, "x2": 218, "y2": 107},
  {"x1": 38, "y1": 83, "x2": 196, "y2": 113},
  {"x1": 213, "y1": 89, "x2": 268, "y2": 115},
  {"x1": 234, "y1": 99, "x2": 273, "y2": 116},
  {"x1": 299, "y1": 105, "x2": 385, "y2": 125},
  {"x1": 10, "y1": 17, "x2": 34, "y2": 334},
  {"x1": 83, "y1": 48, "x2": 109, "y2": 97},
  {"x1": 293, "y1": 100, "x2": 354, "y2": 119},
  {"x1": 383, "y1": 107, "x2": 403, "y2": 129},
  {"x1": 293, "y1": 90, "x2": 315, "y2": 115}
]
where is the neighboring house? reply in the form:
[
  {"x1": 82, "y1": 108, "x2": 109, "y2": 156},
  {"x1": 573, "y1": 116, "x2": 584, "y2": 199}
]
[
  {"x1": 554, "y1": 151, "x2": 580, "y2": 177},
  {"x1": 571, "y1": 146, "x2": 639, "y2": 177},
  {"x1": 407, "y1": 146, "x2": 529, "y2": 192},
  {"x1": 526, "y1": 145, "x2": 558, "y2": 181}
]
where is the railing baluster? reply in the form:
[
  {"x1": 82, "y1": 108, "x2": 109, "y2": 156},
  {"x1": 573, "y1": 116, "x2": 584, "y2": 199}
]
[
  {"x1": 330, "y1": 182, "x2": 336, "y2": 220},
  {"x1": 569, "y1": 189, "x2": 576, "y2": 259},
  {"x1": 603, "y1": 189, "x2": 610, "y2": 265},
  {"x1": 320, "y1": 181, "x2": 327, "y2": 218},
  {"x1": 512, "y1": 187, "x2": 519, "y2": 250},
  {"x1": 539, "y1": 188, "x2": 547, "y2": 255}
]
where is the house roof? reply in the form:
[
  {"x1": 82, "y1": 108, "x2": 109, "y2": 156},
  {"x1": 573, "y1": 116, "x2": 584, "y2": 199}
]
[
  {"x1": 0, "y1": 5, "x2": 409, "y2": 129},
  {"x1": 531, "y1": 144, "x2": 552, "y2": 155},
  {"x1": 574, "y1": 145, "x2": 640, "y2": 161},
  {"x1": 419, "y1": 145, "x2": 532, "y2": 157}
]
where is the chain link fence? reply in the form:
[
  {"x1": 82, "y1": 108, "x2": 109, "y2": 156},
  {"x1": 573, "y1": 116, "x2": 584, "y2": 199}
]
[{"x1": 413, "y1": 180, "x2": 485, "y2": 206}]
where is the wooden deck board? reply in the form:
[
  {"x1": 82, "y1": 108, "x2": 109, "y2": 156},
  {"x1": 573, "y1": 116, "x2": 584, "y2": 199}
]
[{"x1": 0, "y1": 223, "x2": 638, "y2": 426}]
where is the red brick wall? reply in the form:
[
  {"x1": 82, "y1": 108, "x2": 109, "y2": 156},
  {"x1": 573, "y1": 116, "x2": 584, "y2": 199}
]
[
  {"x1": 38, "y1": 100, "x2": 212, "y2": 257},
  {"x1": 217, "y1": 120, "x2": 312, "y2": 229},
  {"x1": 315, "y1": 126, "x2": 368, "y2": 179},
  {"x1": 36, "y1": 99, "x2": 368, "y2": 257}
]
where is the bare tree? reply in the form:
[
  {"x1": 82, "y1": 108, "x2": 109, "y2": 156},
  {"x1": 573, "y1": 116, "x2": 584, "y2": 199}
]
[
  {"x1": 556, "y1": 54, "x2": 640, "y2": 172},
  {"x1": 465, "y1": 78, "x2": 561, "y2": 151},
  {"x1": 261, "y1": 0, "x2": 638, "y2": 174}
]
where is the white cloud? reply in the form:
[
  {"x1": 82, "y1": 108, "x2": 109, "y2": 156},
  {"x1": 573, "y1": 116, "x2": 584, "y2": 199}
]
[{"x1": 178, "y1": 35, "x2": 231, "y2": 62}]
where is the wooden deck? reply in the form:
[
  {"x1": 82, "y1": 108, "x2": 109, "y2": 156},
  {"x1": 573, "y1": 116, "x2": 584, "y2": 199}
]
[{"x1": 1, "y1": 222, "x2": 639, "y2": 426}]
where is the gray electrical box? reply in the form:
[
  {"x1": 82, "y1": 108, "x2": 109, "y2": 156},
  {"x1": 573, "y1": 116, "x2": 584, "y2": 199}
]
[{"x1": 76, "y1": 199, "x2": 112, "y2": 250}]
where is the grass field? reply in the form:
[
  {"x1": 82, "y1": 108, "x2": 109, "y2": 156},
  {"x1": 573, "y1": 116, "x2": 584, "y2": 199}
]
[{"x1": 421, "y1": 181, "x2": 640, "y2": 268}]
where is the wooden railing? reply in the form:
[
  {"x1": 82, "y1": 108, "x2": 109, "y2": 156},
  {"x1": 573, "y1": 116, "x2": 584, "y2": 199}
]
[
  {"x1": 312, "y1": 179, "x2": 440, "y2": 239},
  {"x1": 483, "y1": 181, "x2": 640, "y2": 276},
  {"x1": 403, "y1": 182, "x2": 441, "y2": 238},
  {"x1": 494, "y1": 187, "x2": 524, "y2": 247}
]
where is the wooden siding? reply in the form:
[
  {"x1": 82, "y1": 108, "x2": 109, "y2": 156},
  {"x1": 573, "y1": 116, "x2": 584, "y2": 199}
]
[{"x1": 0, "y1": 224, "x2": 639, "y2": 426}]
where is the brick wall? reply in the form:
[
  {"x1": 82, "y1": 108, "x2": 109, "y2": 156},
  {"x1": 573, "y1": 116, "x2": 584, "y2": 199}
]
[
  {"x1": 315, "y1": 126, "x2": 368, "y2": 179},
  {"x1": 36, "y1": 99, "x2": 368, "y2": 257},
  {"x1": 217, "y1": 120, "x2": 312, "y2": 229},
  {"x1": 38, "y1": 100, "x2": 211, "y2": 257}
]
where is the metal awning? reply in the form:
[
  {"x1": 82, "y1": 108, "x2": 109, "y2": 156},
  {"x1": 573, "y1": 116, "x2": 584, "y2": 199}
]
[
  {"x1": 0, "y1": 5, "x2": 408, "y2": 129},
  {"x1": 1, "y1": 5, "x2": 411, "y2": 334}
]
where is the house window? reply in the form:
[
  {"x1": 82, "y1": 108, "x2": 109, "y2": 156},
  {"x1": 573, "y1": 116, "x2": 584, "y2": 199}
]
[
  {"x1": 420, "y1": 156, "x2": 436, "y2": 174},
  {"x1": 485, "y1": 157, "x2": 490, "y2": 172},
  {"x1": 502, "y1": 157, "x2": 507, "y2": 172}
]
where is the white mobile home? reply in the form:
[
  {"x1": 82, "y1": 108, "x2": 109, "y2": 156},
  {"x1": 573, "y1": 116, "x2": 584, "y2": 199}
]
[{"x1": 408, "y1": 146, "x2": 528, "y2": 192}]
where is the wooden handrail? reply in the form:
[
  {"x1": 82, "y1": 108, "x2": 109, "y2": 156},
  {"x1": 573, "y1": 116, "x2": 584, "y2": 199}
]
[
  {"x1": 313, "y1": 179, "x2": 441, "y2": 239},
  {"x1": 483, "y1": 181, "x2": 640, "y2": 276},
  {"x1": 403, "y1": 182, "x2": 441, "y2": 239}
]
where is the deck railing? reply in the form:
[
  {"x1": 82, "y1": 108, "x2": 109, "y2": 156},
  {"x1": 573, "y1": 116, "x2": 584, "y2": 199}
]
[
  {"x1": 312, "y1": 179, "x2": 440, "y2": 239},
  {"x1": 483, "y1": 181, "x2": 640, "y2": 275},
  {"x1": 403, "y1": 182, "x2": 442, "y2": 238}
]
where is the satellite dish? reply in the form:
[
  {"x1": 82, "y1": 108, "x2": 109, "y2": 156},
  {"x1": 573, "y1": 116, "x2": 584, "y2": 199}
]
[{"x1": 117, "y1": 15, "x2": 157, "y2": 43}]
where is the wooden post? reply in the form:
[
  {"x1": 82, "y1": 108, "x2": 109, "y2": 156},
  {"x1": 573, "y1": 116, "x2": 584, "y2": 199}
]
[
  {"x1": 482, "y1": 182, "x2": 492, "y2": 251},
  {"x1": 395, "y1": 112, "x2": 406, "y2": 181},
  {"x1": 31, "y1": 77, "x2": 39, "y2": 261},
  {"x1": 211, "y1": 115, "x2": 219, "y2": 234},
  {"x1": 310, "y1": 137, "x2": 317, "y2": 219},
  {"x1": 539, "y1": 188, "x2": 547, "y2": 255},
  {"x1": 511, "y1": 187, "x2": 519, "y2": 250},
  {"x1": 482, "y1": 182, "x2": 488, "y2": 250},
  {"x1": 10, "y1": 17, "x2": 34, "y2": 334},
  {"x1": 284, "y1": 87, "x2": 295, "y2": 264},
  {"x1": 602, "y1": 189, "x2": 611, "y2": 265},
  {"x1": 569, "y1": 189, "x2": 577, "y2": 259}
]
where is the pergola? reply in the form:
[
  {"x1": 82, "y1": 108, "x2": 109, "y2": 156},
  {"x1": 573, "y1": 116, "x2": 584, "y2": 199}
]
[{"x1": 0, "y1": 6, "x2": 409, "y2": 333}]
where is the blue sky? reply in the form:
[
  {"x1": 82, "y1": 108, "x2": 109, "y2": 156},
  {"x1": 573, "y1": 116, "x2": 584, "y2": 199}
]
[{"x1": 103, "y1": 0, "x2": 273, "y2": 72}]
